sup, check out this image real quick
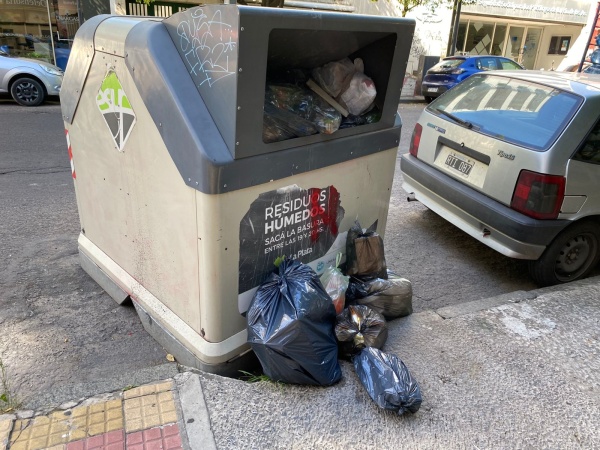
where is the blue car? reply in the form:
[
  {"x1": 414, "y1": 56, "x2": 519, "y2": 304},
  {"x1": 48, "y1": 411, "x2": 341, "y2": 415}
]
[{"x1": 421, "y1": 55, "x2": 524, "y2": 102}]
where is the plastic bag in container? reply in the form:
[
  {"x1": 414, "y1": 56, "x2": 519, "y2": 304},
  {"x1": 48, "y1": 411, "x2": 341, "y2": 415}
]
[
  {"x1": 262, "y1": 114, "x2": 298, "y2": 143},
  {"x1": 320, "y1": 253, "x2": 349, "y2": 314},
  {"x1": 335, "y1": 305, "x2": 388, "y2": 359},
  {"x1": 353, "y1": 347, "x2": 422, "y2": 415},
  {"x1": 346, "y1": 221, "x2": 387, "y2": 279},
  {"x1": 247, "y1": 258, "x2": 342, "y2": 386},
  {"x1": 311, "y1": 58, "x2": 356, "y2": 97},
  {"x1": 310, "y1": 96, "x2": 342, "y2": 134},
  {"x1": 346, "y1": 272, "x2": 412, "y2": 320},
  {"x1": 263, "y1": 103, "x2": 318, "y2": 139},
  {"x1": 339, "y1": 71, "x2": 377, "y2": 116},
  {"x1": 339, "y1": 107, "x2": 382, "y2": 129},
  {"x1": 266, "y1": 83, "x2": 341, "y2": 135}
]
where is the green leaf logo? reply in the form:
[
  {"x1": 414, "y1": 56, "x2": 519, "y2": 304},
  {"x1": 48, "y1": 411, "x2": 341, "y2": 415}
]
[{"x1": 97, "y1": 70, "x2": 136, "y2": 152}]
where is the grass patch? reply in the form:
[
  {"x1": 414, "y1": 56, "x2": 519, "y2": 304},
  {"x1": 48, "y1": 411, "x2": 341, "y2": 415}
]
[
  {"x1": 0, "y1": 357, "x2": 21, "y2": 414},
  {"x1": 238, "y1": 370, "x2": 272, "y2": 383}
]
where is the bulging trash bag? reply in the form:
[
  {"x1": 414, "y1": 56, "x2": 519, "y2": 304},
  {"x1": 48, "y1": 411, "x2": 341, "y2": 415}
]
[
  {"x1": 338, "y1": 71, "x2": 377, "y2": 116},
  {"x1": 320, "y1": 253, "x2": 350, "y2": 315},
  {"x1": 335, "y1": 305, "x2": 388, "y2": 359},
  {"x1": 345, "y1": 221, "x2": 387, "y2": 279},
  {"x1": 346, "y1": 272, "x2": 413, "y2": 320},
  {"x1": 311, "y1": 57, "x2": 356, "y2": 98},
  {"x1": 353, "y1": 347, "x2": 422, "y2": 415},
  {"x1": 247, "y1": 258, "x2": 342, "y2": 386}
]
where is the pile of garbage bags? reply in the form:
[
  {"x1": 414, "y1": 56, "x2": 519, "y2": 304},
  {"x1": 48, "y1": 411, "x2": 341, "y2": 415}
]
[
  {"x1": 263, "y1": 57, "x2": 381, "y2": 143},
  {"x1": 246, "y1": 221, "x2": 421, "y2": 415}
]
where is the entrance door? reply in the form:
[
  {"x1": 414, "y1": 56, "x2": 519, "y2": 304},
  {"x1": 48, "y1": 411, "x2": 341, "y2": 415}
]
[
  {"x1": 522, "y1": 27, "x2": 542, "y2": 69},
  {"x1": 504, "y1": 26, "x2": 525, "y2": 63}
]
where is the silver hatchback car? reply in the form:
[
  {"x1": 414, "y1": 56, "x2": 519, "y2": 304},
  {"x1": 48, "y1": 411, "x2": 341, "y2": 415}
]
[
  {"x1": 0, "y1": 49, "x2": 63, "y2": 106},
  {"x1": 401, "y1": 71, "x2": 600, "y2": 286}
]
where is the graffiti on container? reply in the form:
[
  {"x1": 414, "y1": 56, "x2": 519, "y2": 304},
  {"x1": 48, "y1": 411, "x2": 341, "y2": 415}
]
[{"x1": 176, "y1": 8, "x2": 236, "y2": 87}]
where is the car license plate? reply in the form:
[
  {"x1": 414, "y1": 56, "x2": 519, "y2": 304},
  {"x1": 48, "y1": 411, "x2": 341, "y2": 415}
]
[
  {"x1": 428, "y1": 87, "x2": 439, "y2": 93},
  {"x1": 434, "y1": 146, "x2": 488, "y2": 188},
  {"x1": 444, "y1": 154, "x2": 472, "y2": 175}
]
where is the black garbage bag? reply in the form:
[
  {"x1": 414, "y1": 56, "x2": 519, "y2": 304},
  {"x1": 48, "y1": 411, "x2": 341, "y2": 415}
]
[
  {"x1": 346, "y1": 272, "x2": 413, "y2": 320},
  {"x1": 353, "y1": 347, "x2": 422, "y2": 415},
  {"x1": 335, "y1": 305, "x2": 388, "y2": 359},
  {"x1": 247, "y1": 258, "x2": 342, "y2": 386},
  {"x1": 345, "y1": 221, "x2": 387, "y2": 279}
]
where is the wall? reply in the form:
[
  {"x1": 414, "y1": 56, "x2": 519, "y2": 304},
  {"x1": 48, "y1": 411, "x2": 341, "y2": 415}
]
[
  {"x1": 536, "y1": 23, "x2": 585, "y2": 70},
  {"x1": 351, "y1": 0, "x2": 452, "y2": 96}
]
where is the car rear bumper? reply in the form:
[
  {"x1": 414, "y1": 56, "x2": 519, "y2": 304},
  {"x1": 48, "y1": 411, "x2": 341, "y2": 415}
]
[
  {"x1": 420, "y1": 84, "x2": 447, "y2": 98},
  {"x1": 400, "y1": 154, "x2": 571, "y2": 260}
]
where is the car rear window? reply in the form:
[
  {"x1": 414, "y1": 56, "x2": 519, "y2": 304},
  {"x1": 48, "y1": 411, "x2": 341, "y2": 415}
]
[
  {"x1": 428, "y1": 74, "x2": 582, "y2": 151},
  {"x1": 428, "y1": 58, "x2": 464, "y2": 73}
]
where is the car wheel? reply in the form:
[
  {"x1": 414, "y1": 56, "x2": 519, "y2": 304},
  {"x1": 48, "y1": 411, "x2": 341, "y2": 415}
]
[
  {"x1": 10, "y1": 77, "x2": 45, "y2": 106},
  {"x1": 528, "y1": 221, "x2": 600, "y2": 287},
  {"x1": 424, "y1": 96, "x2": 434, "y2": 103}
]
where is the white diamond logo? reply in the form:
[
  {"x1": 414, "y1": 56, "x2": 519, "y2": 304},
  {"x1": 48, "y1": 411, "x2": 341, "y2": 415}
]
[{"x1": 97, "y1": 70, "x2": 136, "y2": 152}]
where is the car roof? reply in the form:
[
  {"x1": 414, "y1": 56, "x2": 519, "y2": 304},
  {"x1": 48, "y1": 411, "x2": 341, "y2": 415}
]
[
  {"x1": 443, "y1": 55, "x2": 507, "y2": 60},
  {"x1": 478, "y1": 70, "x2": 600, "y2": 97}
]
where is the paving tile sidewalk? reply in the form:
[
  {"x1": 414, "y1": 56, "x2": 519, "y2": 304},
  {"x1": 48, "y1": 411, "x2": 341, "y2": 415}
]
[{"x1": 0, "y1": 379, "x2": 187, "y2": 450}]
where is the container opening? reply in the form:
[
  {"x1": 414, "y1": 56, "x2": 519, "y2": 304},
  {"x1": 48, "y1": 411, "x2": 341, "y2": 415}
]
[{"x1": 262, "y1": 29, "x2": 397, "y2": 143}]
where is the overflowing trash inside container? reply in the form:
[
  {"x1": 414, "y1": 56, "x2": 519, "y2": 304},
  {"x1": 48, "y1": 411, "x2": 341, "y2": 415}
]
[{"x1": 263, "y1": 57, "x2": 381, "y2": 142}]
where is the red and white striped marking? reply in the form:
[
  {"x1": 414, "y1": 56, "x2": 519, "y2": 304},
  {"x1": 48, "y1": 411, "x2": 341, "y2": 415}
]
[{"x1": 65, "y1": 129, "x2": 76, "y2": 179}]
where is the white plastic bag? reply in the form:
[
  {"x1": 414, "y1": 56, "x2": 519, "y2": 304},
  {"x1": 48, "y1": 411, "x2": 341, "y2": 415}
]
[{"x1": 339, "y1": 71, "x2": 377, "y2": 116}]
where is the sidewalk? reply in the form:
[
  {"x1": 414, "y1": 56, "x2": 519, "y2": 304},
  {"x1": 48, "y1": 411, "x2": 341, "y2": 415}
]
[
  {"x1": 1, "y1": 380, "x2": 188, "y2": 450},
  {"x1": 2, "y1": 276, "x2": 600, "y2": 449}
]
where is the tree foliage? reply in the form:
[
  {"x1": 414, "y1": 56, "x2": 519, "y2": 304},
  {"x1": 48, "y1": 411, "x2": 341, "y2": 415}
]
[
  {"x1": 394, "y1": 0, "x2": 452, "y2": 18},
  {"x1": 372, "y1": 0, "x2": 477, "y2": 18}
]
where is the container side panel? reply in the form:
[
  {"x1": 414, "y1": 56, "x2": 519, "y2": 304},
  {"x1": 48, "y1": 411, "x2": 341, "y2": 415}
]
[
  {"x1": 196, "y1": 147, "x2": 397, "y2": 342},
  {"x1": 70, "y1": 54, "x2": 202, "y2": 334}
]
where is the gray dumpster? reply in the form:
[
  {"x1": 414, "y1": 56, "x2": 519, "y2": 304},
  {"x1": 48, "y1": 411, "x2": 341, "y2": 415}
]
[{"x1": 60, "y1": 5, "x2": 415, "y2": 376}]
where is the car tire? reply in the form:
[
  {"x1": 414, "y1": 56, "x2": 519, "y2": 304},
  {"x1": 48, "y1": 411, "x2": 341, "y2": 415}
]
[
  {"x1": 10, "y1": 77, "x2": 46, "y2": 106},
  {"x1": 528, "y1": 220, "x2": 600, "y2": 287},
  {"x1": 424, "y1": 96, "x2": 434, "y2": 103}
]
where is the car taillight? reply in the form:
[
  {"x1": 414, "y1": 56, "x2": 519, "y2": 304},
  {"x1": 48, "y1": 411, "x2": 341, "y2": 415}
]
[
  {"x1": 511, "y1": 170, "x2": 565, "y2": 219},
  {"x1": 450, "y1": 68, "x2": 465, "y2": 74},
  {"x1": 409, "y1": 123, "x2": 422, "y2": 157}
]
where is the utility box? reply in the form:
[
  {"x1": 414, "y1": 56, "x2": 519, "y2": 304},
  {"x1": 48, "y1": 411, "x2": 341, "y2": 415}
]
[{"x1": 60, "y1": 5, "x2": 414, "y2": 375}]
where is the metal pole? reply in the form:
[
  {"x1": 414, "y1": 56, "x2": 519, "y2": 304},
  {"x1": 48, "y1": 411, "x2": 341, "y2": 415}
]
[
  {"x1": 76, "y1": 0, "x2": 84, "y2": 27},
  {"x1": 578, "y1": 2, "x2": 600, "y2": 72},
  {"x1": 446, "y1": 0, "x2": 458, "y2": 56},
  {"x1": 45, "y1": 0, "x2": 57, "y2": 66},
  {"x1": 450, "y1": 0, "x2": 462, "y2": 56}
]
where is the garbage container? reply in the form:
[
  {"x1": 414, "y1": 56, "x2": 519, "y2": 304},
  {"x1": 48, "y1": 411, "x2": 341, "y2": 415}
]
[{"x1": 60, "y1": 5, "x2": 415, "y2": 376}]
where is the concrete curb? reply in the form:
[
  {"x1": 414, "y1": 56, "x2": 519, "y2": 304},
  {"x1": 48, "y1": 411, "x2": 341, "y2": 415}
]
[
  {"x1": 175, "y1": 372, "x2": 217, "y2": 450},
  {"x1": 434, "y1": 274, "x2": 600, "y2": 320}
]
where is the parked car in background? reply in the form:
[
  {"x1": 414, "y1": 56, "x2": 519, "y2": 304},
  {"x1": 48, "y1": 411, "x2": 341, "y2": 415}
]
[
  {"x1": 402, "y1": 71, "x2": 600, "y2": 287},
  {"x1": 421, "y1": 55, "x2": 524, "y2": 102},
  {"x1": 583, "y1": 47, "x2": 600, "y2": 74},
  {"x1": 0, "y1": 49, "x2": 63, "y2": 106}
]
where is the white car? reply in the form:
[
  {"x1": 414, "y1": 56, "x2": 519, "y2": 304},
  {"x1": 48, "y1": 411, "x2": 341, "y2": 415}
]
[
  {"x1": 0, "y1": 49, "x2": 63, "y2": 106},
  {"x1": 401, "y1": 71, "x2": 600, "y2": 287}
]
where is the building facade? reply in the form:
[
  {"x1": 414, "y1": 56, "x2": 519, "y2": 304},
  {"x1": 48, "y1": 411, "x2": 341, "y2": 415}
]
[
  {"x1": 457, "y1": 0, "x2": 592, "y2": 70},
  {"x1": 1, "y1": 0, "x2": 596, "y2": 74}
]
